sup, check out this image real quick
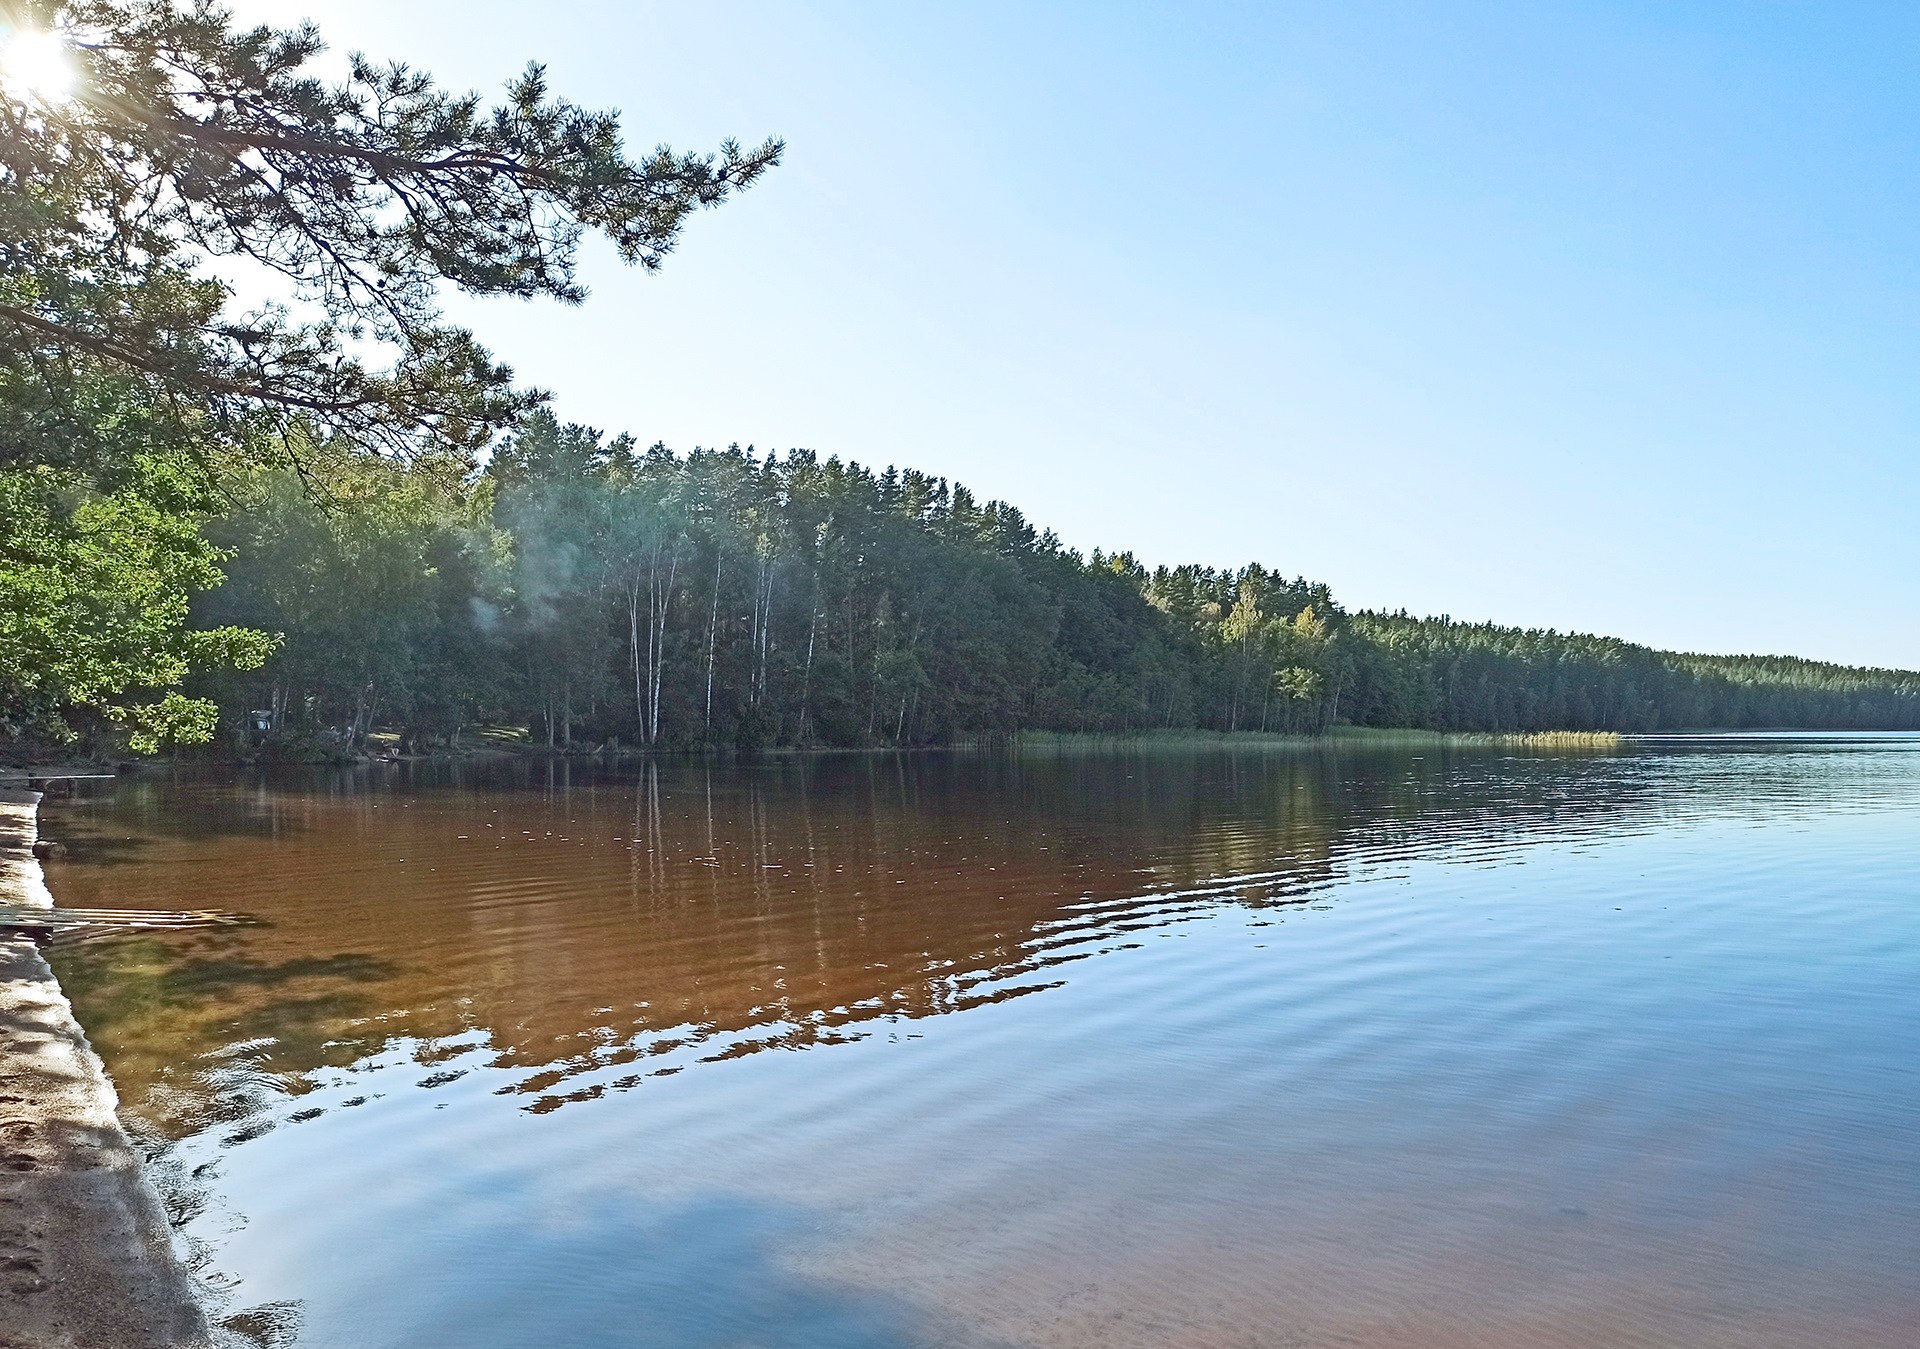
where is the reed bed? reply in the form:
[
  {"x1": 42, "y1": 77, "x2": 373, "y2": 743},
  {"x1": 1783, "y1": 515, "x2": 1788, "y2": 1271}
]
[
  {"x1": 1328, "y1": 727, "x2": 1625, "y2": 750},
  {"x1": 1006, "y1": 727, "x2": 1624, "y2": 752}
]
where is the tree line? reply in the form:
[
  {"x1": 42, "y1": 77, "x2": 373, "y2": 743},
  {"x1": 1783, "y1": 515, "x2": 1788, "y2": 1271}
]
[{"x1": 180, "y1": 410, "x2": 1920, "y2": 754}]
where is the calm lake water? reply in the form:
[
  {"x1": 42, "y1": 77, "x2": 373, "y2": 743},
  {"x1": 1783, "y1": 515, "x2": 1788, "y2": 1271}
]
[{"x1": 42, "y1": 739, "x2": 1920, "y2": 1348}]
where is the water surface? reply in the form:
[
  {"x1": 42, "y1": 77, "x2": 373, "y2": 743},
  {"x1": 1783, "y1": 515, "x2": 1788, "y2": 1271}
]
[{"x1": 45, "y1": 739, "x2": 1920, "y2": 1347}]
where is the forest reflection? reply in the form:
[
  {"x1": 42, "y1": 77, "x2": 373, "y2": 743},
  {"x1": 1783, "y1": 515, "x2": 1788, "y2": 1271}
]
[{"x1": 52, "y1": 745, "x2": 1678, "y2": 1145}]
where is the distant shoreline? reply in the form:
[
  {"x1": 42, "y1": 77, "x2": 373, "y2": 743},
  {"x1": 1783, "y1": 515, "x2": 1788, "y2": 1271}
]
[{"x1": 28, "y1": 725, "x2": 1920, "y2": 775}]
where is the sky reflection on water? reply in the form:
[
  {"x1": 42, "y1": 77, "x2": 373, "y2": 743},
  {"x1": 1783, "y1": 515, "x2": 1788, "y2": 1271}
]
[{"x1": 47, "y1": 739, "x2": 1920, "y2": 1347}]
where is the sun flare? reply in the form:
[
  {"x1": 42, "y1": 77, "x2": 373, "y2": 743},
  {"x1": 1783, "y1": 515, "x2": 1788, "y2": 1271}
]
[{"x1": 0, "y1": 28, "x2": 77, "y2": 102}]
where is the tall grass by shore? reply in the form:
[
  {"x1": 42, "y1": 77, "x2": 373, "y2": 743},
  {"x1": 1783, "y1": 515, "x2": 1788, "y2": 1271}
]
[
  {"x1": 1005, "y1": 727, "x2": 1625, "y2": 752},
  {"x1": 1329, "y1": 727, "x2": 1625, "y2": 750}
]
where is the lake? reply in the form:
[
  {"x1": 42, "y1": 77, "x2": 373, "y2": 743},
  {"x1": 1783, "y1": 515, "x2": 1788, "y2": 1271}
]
[{"x1": 43, "y1": 738, "x2": 1920, "y2": 1347}]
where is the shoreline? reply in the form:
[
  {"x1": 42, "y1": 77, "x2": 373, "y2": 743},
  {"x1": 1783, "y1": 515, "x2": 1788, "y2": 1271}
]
[
  {"x1": 74, "y1": 724, "x2": 1632, "y2": 770},
  {"x1": 36, "y1": 724, "x2": 1916, "y2": 776},
  {"x1": 0, "y1": 788, "x2": 210, "y2": 1348}
]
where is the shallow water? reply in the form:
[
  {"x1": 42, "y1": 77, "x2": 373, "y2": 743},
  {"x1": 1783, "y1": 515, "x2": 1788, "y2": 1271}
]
[{"x1": 43, "y1": 739, "x2": 1920, "y2": 1347}]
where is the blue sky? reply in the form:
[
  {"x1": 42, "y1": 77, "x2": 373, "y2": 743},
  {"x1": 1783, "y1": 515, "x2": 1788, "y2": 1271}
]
[{"x1": 248, "y1": 2, "x2": 1919, "y2": 667}]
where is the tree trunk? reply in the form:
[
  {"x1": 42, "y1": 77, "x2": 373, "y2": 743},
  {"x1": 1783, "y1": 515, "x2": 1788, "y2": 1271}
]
[
  {"x1": 798, "y1": 606, "x2": 818, "y2": 743},
  {"x1": 641, "y1": 579, "x2": 656, "y2": 744},
  {"x1": 757, "y1": 556, "x2": 778, "y2": 708},
  {"x1": 704, "y1": 549, "x2": 722, "y2": 737},
  {"x1": 646, "y1": 541, "x2": 681, "y2": 747}
]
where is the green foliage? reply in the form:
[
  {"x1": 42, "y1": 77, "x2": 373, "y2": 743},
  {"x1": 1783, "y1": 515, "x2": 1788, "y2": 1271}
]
[
  {"x1": 197, "y1": 445, "x2": 507, "y2": 750},
  {"x1": 0, "y1": 456, "x2": 272, "y2": 747},
  {"x1": 1, "y1": 0, "x2": 781, "y2": 464},
  {"x1": 1275, "y1": 666, "x2": 1323, "y2": 705},
  {"x1": 193, "y1": 421, "x2": 1920, "y2": 754},
  {"x1": 0, "y1": 0, "x2": 775, "y2": 750},
  {"x1": 1340, "y1": 612, "x2": 1920, "y2": 732}
]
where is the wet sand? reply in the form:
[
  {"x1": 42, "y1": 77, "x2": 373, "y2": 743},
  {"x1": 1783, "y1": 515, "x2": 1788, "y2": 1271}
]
[{"x1": 0, "y1": 788, "x2": 207, "y2": 1348}]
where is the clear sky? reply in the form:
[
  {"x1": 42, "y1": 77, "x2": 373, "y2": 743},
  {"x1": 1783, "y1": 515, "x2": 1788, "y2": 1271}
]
[{"x1": 244, "y1": 2, "x2": 1919, "y2": 668}]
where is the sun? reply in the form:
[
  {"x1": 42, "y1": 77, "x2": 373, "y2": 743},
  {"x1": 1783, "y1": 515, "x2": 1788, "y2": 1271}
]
[{"x1": 0, "y1": 28, "x2": 77, "y2": 103}]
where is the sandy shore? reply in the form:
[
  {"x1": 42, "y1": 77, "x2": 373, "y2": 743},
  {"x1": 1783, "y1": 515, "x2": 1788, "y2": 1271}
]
[{"x1": 0, "y1": 788, "x2": 210, "y2": 1348}]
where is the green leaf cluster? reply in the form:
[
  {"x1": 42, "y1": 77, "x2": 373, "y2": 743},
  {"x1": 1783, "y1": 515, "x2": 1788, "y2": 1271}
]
[{"x1": 0, "y1": 454, "x2": 273, "y2": 747}]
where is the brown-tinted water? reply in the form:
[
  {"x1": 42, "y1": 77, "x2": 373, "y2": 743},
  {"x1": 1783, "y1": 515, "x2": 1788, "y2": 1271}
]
[{"x1": 42, "y1": 740, "x2": 1920, "y2": 1347}]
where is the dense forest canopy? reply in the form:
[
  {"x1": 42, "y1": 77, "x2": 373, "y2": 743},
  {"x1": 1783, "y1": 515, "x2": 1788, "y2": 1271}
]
[{"x1": 175, "y1": 411, "x2": 1920, "y2": 754}]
